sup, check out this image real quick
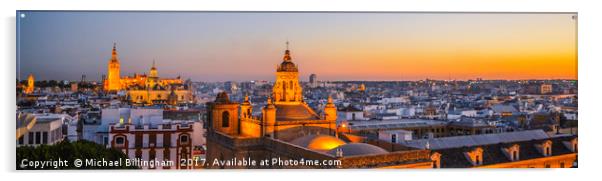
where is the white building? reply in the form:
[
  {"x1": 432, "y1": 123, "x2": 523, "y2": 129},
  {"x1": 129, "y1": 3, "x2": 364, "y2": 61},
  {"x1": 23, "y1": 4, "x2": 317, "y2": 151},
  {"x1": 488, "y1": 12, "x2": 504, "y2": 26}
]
[
  {"x1": 378, "y1": 130, "x2": 413, "y2": 144},
  {"x1": 17, "y1": 113, "x2": 65, "y2": 146},
  {"x1": 108, "y1": 120, "x2": 203, "y2": 169},
  {"x1": 91, "y1": 107, "x2": 206, "y2": 169},
  {"x1": 337, "y1": 105, "x2": 367, "y2": 121}
]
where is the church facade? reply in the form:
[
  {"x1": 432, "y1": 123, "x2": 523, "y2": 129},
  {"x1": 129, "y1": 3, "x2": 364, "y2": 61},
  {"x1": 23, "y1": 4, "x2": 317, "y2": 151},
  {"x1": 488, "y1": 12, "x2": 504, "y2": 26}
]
[
  {"x1": 204, "y1": 44, "x2": 434, "y2": 169},
  {"x1": 102, "y1": 44, "x2": 193, "y2": 106}
]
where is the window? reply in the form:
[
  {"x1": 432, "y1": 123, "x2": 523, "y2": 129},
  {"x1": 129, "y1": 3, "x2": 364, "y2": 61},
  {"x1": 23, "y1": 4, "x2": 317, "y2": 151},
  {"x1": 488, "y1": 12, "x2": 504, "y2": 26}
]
[
  {"x1": 163, "y1": 134, "x2": 171, "y2": 147},
  {"x1": 391, "y1": 134, "x2": 397, "y2": 143},
  {"x1": 28, "y1": 132, "x2": 34, "y2": 144},
  {"x1": 149, "y1": 134, "x2": 156, "y2": 147},
  {"x1": 180, "y1": 135, "x2": 189, "y2": 144},
  {"x1": 352, "y1": 113, "x2": 356, "y2": 120},
  {"x1": 135, "y1": 134, "x2": 143, "y2": 147},
  {"x1": 42, "y1": 132, "x2": 48, "y2": 144},
  {"x1": 35, "y1": 132, "x2": 41, "y2": 144},
  {"x1": 221, "y1": 111, "x2": 230, "y2": 128},
  {"x1": 115, "y1": 136, "x2": 125, "y2": 145}
]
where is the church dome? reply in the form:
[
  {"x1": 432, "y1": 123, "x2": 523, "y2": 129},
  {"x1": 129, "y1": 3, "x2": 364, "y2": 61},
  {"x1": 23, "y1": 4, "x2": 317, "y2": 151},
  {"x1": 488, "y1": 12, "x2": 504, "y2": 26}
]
[
  {"x1": 290, "y1": 134, "x2": 346, "y2": 151},
  {"x1": 278, "y1": 61, "x2": 297, "y2": 72},
  {"x1": 277, "y1": 49, "x2": 298, "y2": 72},
  {"x1": 327, "y1": 143, "x2": 388, "y2": 157},
  {"x1": 215, "y1": 92, "x2": 231, "y2": 103}
]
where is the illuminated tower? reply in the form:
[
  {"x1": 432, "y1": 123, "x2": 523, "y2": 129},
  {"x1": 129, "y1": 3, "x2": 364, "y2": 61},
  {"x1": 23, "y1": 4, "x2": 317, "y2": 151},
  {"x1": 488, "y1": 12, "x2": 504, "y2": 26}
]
[
  {"x1": 272, "y1": 41, "x2": 303, "y2": 104},
  {"x1": 149, "y1": 60, "x2": 158, "y2": 78},
  {"x1": 262, "y1": 96, "x2": 276, "y2": 137},
  {"x1": 147, "y1": 60, "x2": 158, "y2": 88},
  {"x1": 207, "y1": 92, "x2": 240, "y2": 135},
  {"x1": 240, "y1": 94, "x2": 253, "y2": 119},
  {"x1": 105, "y1": 43, "x2": 121, "y2": 91},
  {"x1": 323, "y1": 95, "x2": 337, "y2": 121},
  {"x1": 24, "y1": 73, "x2": 34, "y2": 94}
]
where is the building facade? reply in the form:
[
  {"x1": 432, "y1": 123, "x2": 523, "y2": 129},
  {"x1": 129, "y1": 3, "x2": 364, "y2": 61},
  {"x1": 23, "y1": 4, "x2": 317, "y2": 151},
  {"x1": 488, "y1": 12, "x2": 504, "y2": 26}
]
[
  {"x1": 204, "y1": 43, "x2": 434, "y2": 169},
  {"x1": 102, "y1": 43, "x2": 193, "y2": 105}
]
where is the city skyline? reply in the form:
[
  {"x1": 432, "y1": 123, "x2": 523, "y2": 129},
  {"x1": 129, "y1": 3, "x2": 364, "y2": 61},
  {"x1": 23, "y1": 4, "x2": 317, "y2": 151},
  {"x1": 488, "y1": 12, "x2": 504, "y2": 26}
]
[{"x1": 17, "y1": 11, "x2": 577, "y2": 82}]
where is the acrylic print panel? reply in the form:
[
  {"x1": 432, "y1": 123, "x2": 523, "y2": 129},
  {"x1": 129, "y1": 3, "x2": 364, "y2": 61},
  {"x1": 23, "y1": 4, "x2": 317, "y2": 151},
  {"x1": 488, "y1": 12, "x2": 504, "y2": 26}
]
[{"x1": 15, "y1": 11, "x2": 577, "y2": 169}]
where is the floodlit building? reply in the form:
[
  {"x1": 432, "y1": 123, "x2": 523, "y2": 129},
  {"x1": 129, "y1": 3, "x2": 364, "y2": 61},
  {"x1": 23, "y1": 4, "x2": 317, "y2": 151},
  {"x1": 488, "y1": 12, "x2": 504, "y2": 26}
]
[
  {"x1": 205, "y1": 43, "x2": 435, "y2": 169},
  {"x1": 102, "y1": 43, "x2": 193, "y2": 105}
]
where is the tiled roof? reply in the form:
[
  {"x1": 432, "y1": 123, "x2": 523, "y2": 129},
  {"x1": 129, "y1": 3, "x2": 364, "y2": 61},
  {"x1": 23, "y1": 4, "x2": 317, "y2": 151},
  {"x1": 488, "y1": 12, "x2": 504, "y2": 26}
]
[
  {"x1": 275, "y1": 104, "x2": 321, "y2": 121},
  {"x1": 435, "y1": 135, "x2": 576, "y2": 168},
  {"x1": 402, "y1": 129, "x2": 549, "y2": 150}
]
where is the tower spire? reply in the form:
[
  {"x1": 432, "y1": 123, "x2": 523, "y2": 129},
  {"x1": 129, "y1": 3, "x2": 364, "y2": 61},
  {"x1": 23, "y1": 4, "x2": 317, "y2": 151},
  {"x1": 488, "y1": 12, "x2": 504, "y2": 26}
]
[
  {"x1": 283, "y1": 41, "x2": 292, "y2": 62},
  {"x1": 110, "y1": 42, "x2": 118, "y2": 63}
]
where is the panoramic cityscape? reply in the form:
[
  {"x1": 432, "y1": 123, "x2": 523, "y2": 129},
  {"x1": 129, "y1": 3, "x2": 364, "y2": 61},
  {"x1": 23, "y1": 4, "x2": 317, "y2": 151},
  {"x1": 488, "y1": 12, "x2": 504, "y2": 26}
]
[{"x1": 16, "y1": 11, "x2": 577, "y2": 169}]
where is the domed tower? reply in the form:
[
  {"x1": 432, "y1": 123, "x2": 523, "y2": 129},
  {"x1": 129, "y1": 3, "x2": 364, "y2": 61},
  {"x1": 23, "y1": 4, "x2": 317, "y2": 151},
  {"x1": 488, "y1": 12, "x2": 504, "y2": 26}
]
[
  {"x1": 262, "y1": 96, "x2": 277, "y2": 137},
  {"x1": 240, "y1": 93, "x2": 253, "y2": 119},
  {"x1": 105, "y1": 43, "x2": 121, "y2": 92},
  {"x1": 147, "y1": 60, "x2": 159, "y2": 89},
  {"x1": 24, "y1": 73, "x2": 35, "y2": 94},
  {"x1": 324, "y1": 95, "x2": 337, "y2": 122},
  {"x1": 207, "y1": 92, "x2": 240, "y2": 135},
  {"x1": 149, "y1": 60, "x2": 158, "y2": 78},
  {"x1": 273, "y1": 41, "x2": 303, "y2": 104}
]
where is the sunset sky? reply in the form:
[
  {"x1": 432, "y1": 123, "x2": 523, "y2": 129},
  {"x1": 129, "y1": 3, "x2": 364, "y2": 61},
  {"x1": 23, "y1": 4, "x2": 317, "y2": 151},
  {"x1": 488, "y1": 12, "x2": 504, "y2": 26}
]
[{"x1": 17, "y1": 11, "x2": 577, "y2": 81}]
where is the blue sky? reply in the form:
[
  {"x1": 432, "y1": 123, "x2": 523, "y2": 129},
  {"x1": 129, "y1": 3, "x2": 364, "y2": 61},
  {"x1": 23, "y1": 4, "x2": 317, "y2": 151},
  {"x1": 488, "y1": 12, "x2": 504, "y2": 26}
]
[{"x1": 17, "y1": 11, "x2": 577, "y2": 81}]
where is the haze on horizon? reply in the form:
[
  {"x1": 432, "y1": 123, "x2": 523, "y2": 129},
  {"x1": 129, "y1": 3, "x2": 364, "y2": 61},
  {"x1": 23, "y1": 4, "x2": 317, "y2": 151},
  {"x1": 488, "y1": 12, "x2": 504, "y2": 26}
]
[{"x1": 16, "y1": 11, "x2": 577, "y2": 82}]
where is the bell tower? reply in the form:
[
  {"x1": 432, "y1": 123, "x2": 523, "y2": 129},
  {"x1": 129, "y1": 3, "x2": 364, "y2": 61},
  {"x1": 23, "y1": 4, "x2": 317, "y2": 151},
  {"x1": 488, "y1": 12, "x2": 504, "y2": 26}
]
[
  {"x1": 147, "y1": 60, "x2": 159, "y2": 88},
  {"x1": 25, "y1": 73, "x2": 35, "y2": 94},
  {"x1": 105, "y1": 43, "x2": 121, "y2": 91},
  {"x1": 273, "y1": 41, "x2": 303, "y2": 104},
  {"x1": 240, "y1": 94, "x2": 253, "y2": 119},
  {"x1": 207, "y1": 92, "x2": 240, "y2": 136},
  {"x1": 324, "y1": 95, "x2": 337, "y2": 121}
]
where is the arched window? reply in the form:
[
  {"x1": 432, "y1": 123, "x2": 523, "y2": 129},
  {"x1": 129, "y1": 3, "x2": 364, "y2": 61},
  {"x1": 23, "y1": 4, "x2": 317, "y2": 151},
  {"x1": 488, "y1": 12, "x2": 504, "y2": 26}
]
[
  {"x1": 180, "y1": 134, "x2": 189, "y2": 144},
  {"x1": 115, "y1": 136, "x2": 125, "y2": 145},
  {"x1": 222, "y1": 111, "x2": 230, "y2": 127}
]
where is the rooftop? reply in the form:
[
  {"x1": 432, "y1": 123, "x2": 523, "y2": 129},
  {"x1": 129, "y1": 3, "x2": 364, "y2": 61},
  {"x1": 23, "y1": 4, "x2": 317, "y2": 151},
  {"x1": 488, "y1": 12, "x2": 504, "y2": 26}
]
[{"x1": 401, "y1": 129, "x2": 550, "y2": 150}]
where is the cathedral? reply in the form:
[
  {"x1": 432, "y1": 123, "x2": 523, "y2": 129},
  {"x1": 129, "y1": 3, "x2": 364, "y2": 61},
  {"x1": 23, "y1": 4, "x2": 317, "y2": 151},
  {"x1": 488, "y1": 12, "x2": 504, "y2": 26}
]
[
  {"x1": 103, "y1": 43, "x2": 193, "y2": 105},
  {"x1": 204, "y1": 43, "x2": 434, "y2": 168},
  {"x1": 24, "y1": 73, "x2": 35, "y2": 94}
]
